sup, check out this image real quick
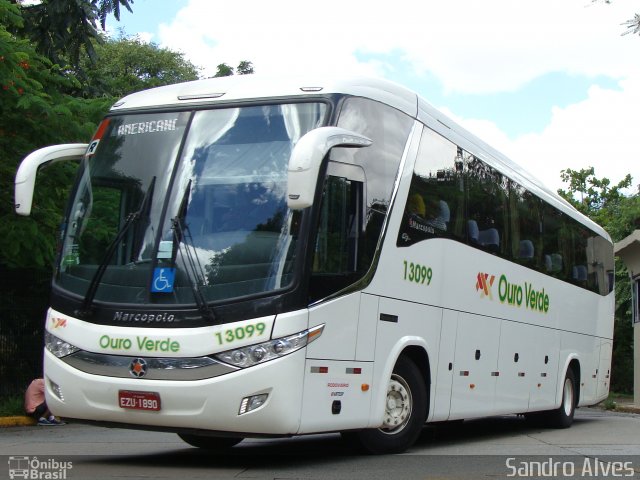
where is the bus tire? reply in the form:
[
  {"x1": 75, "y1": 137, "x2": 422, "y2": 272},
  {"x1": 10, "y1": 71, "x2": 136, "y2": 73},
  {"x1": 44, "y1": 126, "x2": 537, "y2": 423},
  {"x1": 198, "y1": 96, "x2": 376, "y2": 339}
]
[
  {"x1": 178, "y1": 433, "x2": 243, "y2": 450},
  {"x1": 545, "y1": 368, "x2": 577, "y2": 429},
  {"x1": 341, "y1": 355, "x2": 427, "y2": 454}
]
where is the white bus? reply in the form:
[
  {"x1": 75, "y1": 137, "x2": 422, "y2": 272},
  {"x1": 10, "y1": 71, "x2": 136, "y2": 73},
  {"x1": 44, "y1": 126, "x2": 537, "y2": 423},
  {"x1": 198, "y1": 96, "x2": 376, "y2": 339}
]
[{"x1": 15, "y1": 75, "x2": 614, "y2": 454}]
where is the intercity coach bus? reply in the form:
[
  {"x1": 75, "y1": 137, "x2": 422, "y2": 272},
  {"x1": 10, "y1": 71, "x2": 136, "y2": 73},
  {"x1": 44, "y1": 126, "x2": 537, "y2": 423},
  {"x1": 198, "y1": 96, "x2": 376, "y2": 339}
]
[{"x1": 14, "y1": 75, "x2": 614, "y2": 454}]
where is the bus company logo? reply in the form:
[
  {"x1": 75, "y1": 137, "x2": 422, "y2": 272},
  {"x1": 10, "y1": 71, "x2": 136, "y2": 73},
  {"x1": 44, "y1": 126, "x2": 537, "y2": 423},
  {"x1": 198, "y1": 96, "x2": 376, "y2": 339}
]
[
  {"x1": 476, "y1": 272, "x2": 496, "y2": 299},
  {"x1": 476, "y1": 273, "x2": 550, "y2": 314},
  {"x1": 8, "y1": 456, "x2": 72, "y2": 479},
  {"x1": 50, "y1": 317, "x2": 67, "y2": 329},
  {"x1": 498, "y1": 274, "x2": 550, "y2": 313},
  {"x1": 129, "y1": 358, "x2": 148, "y2": 378}
]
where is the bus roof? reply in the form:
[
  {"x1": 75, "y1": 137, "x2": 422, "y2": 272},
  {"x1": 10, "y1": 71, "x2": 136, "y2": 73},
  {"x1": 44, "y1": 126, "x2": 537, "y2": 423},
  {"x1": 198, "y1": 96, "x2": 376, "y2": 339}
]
[{"x1": 110, "y1": 75, "x2": 610, "y2": 242}]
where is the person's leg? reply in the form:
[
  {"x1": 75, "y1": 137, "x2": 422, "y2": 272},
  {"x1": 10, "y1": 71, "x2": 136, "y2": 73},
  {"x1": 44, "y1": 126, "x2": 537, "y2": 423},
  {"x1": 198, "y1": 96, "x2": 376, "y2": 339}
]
[{"x1": 32, "y1": 403, "x2": 48, "y2": 420}]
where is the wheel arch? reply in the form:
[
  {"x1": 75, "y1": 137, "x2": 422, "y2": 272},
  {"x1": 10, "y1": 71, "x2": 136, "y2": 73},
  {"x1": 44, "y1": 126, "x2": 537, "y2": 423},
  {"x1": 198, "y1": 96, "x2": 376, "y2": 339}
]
[
  {"x1": 557, "y1": 355, "x2": 581, "y2": 408},
  {"x1": 568, "y1": 358, "x2": 581, "y2": 407},
  {"x1": 368, "y1": 336, "x2": 432, "y2": 427},
  {"x1": 402, "y1": 344, "x2": 431, "y2": 421}
]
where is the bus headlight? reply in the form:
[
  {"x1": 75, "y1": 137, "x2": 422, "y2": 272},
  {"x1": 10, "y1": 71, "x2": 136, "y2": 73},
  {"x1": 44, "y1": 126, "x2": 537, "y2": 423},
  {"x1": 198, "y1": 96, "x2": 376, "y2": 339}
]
[
  {"x1": 45, "y1": 331, "x2": 80, "y2": 358},
  {"x1": 214, "y1": 324, "x2": 324, "y2": 368}
]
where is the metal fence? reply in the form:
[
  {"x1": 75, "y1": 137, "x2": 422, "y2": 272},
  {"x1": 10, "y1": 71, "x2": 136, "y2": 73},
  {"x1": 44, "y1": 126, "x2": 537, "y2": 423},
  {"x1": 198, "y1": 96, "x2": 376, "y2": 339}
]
[{"x1": 0, "y1": 267, "x2": 50, "y2": 398}]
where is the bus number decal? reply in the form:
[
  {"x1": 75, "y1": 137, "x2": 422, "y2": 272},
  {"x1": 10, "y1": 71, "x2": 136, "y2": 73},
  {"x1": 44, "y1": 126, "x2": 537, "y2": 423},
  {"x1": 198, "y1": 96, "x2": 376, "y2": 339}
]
[
  {"x1": 215, "y1": 322, "x2": 267, "y2": 345},
  {"x1": 403, "y1": 261, "x2": 433, "y2": 285}
]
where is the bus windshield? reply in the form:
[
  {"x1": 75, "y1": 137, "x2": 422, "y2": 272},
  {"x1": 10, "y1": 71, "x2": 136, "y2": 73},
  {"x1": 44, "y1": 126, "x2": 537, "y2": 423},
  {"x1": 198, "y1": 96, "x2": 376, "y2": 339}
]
[{"x1": 56, "y1": 103, "x2": 327, "y2": 308}]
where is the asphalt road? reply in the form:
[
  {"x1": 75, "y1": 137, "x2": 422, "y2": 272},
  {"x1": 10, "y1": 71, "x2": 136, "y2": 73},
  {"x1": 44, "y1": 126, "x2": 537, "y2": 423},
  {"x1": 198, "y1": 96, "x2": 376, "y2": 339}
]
[{"x1": 2, "y1": 408, "x2": 639, "y2": 480}]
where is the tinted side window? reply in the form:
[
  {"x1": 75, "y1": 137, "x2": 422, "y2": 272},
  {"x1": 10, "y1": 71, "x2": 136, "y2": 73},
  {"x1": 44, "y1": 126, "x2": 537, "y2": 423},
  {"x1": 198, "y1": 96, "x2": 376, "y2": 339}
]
[
  {"x1": 398, "y1": 127, "x2": 464, "y2": 246},
  {"x1": 396, "y1": 125, "x2": 612, "y2": 296},
  {"x1": 510, "y1": 184, "x2": 543, "y2": 269},
  {"x1": 465, "y1": 154, "x2": 508, "y2": 256},
  {"x1": 333, "y1": 98, "x2": 413, "y2": 262},
  {"x1": 309, "y1": 98, "x2": 412, "y2": 301}
]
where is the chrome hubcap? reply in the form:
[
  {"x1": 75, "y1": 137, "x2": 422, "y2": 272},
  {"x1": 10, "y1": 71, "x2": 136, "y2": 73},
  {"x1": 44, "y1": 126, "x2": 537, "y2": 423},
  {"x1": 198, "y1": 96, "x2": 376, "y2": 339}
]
[{"x1": 381, "y1": 374, "x2": 412, "y2": 434}]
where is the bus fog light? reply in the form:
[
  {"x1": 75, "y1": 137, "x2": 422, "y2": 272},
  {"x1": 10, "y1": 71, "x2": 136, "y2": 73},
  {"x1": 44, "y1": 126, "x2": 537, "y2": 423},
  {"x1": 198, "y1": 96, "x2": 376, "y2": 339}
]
[
  {"x1": 239, "y1": 394, "x2": 268, "y2": 415},
  {"x1": 49, "y1": 379, "x2": 64, "y2": 401}
]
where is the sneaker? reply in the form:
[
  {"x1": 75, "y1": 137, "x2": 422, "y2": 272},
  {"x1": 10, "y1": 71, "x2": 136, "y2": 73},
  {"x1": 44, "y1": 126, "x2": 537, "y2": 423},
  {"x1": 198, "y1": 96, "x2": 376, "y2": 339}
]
[
  {"x1": 47, "y1": 416, "x2": 65, "y2": 426},
  {"x1": 37, "y1": 417, "x2": 53, "y2": 426}
]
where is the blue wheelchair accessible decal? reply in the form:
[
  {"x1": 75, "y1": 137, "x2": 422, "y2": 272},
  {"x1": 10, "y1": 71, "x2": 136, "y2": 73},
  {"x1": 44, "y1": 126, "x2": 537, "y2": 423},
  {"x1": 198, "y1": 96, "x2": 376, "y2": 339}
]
[{"x1": 151, "y1": 267, "x2": 176, "y2": 293}]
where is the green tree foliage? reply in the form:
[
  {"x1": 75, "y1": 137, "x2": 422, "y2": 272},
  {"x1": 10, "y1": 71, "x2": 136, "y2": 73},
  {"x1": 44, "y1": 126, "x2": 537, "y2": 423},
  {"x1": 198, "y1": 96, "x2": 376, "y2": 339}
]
[
  {"x1": 214, "y1": 62, "x2": 234, "y2": 77},
  {"x1": 78, "y1": 33, "x2": 200, "y2": 98},
  {"x1": 93, "y1": 0, "x2": 133, "y2": 29},
  {"x1": 14, "y1": 0, "x2": 133, "y2": 65},
  {"x1": 0, "y1": 0, "x2": 112, "y2": 269},
  {"x1": 558, "y1": 167, "x2": 639, "y2": 240},
  {"x1": 236, "y1": 60, "x2": 254, "y2": 75},
  {"x1": 558, "y1": 167, "x2": 640, "y2": 393},
  {"x1": 213, "y1": 60, "x2": 254, "y2": 77}
]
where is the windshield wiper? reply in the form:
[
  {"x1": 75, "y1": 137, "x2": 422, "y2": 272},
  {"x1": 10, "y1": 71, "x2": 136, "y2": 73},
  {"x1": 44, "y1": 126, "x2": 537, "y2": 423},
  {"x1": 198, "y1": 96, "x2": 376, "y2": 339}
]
[
  {"x1": 172, "y1": 181, "x2": 216, "y2": 323},
  {"x1": 75, "y1": 177, "x2": 156, "y2": 318}
]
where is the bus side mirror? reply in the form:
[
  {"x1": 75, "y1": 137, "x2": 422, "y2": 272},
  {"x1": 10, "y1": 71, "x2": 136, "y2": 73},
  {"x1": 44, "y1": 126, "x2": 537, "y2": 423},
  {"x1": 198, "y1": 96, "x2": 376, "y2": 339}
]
[
  {"x1": 287, "y1": 127, "x2": 372, "y2": 210},
  {"x1": 15, "y1": 143, "x2": 88, "y2": 216}
]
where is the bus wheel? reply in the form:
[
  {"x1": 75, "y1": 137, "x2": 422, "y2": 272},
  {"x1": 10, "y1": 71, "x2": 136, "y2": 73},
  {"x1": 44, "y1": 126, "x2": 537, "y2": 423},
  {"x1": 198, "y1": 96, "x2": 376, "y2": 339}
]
[
  {"x1": 546, "y1": 368, "x2": 577, "y2": 429},
  {"x1": 342, "y1": 355, "x2": 427, "y2": 454},
  {"x1": 178, "y1": 433, "x2": 243, "y2": 450}
]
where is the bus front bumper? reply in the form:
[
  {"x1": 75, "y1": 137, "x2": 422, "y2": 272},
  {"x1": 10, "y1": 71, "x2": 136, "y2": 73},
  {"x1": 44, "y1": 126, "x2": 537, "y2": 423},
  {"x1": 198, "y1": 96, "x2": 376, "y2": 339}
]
[{"x1": 43, "y1": 348, "x2": 305, "y2": 435}]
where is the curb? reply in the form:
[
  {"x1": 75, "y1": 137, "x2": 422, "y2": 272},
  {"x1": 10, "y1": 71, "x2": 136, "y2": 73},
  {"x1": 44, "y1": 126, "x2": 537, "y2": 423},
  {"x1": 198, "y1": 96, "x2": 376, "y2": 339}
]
[
  {"x1": 0, "y1": 416, "x2": 36, "y2": 427},
  {"x1": 615, "y1": 405, "x2": 640, "y2": 415}
]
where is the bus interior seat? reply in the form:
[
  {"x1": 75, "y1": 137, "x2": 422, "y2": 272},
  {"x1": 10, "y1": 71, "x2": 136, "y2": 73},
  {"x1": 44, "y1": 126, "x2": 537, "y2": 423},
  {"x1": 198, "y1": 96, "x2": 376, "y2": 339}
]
[
  {"x1": 478, "y1": 228, "x2": 500, "y2": 252},
  {"x1": 467, "y1": 220, "x2": 479, "y2": 244},
  {"x1": 518, "y1": 239, "x2": 534, "y2": 259},
  {"x1": 552, "y1": 253, "x2": 563, "y2": 272},
  {"x1": 545, "y1": 253, "x2": 563, "y2": 273},
  {"x1": 572, "y1": 265, "x2": 588, "y2": 282},
  {"x1": 467, "y1": 220, "x2": 500, "y2": 252}
]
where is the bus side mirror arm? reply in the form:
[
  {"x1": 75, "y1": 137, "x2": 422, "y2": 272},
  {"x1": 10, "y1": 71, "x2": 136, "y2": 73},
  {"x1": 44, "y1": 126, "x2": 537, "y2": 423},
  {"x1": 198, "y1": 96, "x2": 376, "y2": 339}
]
[
  {"x1": 14, "y1": 143, "x2": 88, "y2": 216},
  {"x1": 287, "y1": 127, "x2": 372, "y2": 210}
]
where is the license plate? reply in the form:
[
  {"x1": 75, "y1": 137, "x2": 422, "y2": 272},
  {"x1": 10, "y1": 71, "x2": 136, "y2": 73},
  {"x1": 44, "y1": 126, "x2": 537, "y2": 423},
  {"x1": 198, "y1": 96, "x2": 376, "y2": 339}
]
[{"x1": 118, "y1": 390, "x2": 161, "y2": 411}]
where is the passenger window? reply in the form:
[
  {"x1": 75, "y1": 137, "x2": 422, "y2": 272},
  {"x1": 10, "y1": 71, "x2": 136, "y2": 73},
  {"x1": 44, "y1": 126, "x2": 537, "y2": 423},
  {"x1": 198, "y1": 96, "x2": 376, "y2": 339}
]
[
  {"x1": 465, "y1": 154, "x2": 508, "y2": 255},
  {"x1": 310, "y1": 97, "x2": 412, "y2": 301},
  {"x1": 334, "y1": 97, "x2": 413, "y2": 265},
  {"x1": 398, "y1": 127, "x2": 464, "y2": 246},
  {"x1": 397, "y1": 124, "x2": 613, "y2": 296},
  {"x1": 510, "y1": 184, "x2": 542, "y2": 268},
  {"x1": 310, "y1": 173, "x2": 364, "y2": 301}
]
